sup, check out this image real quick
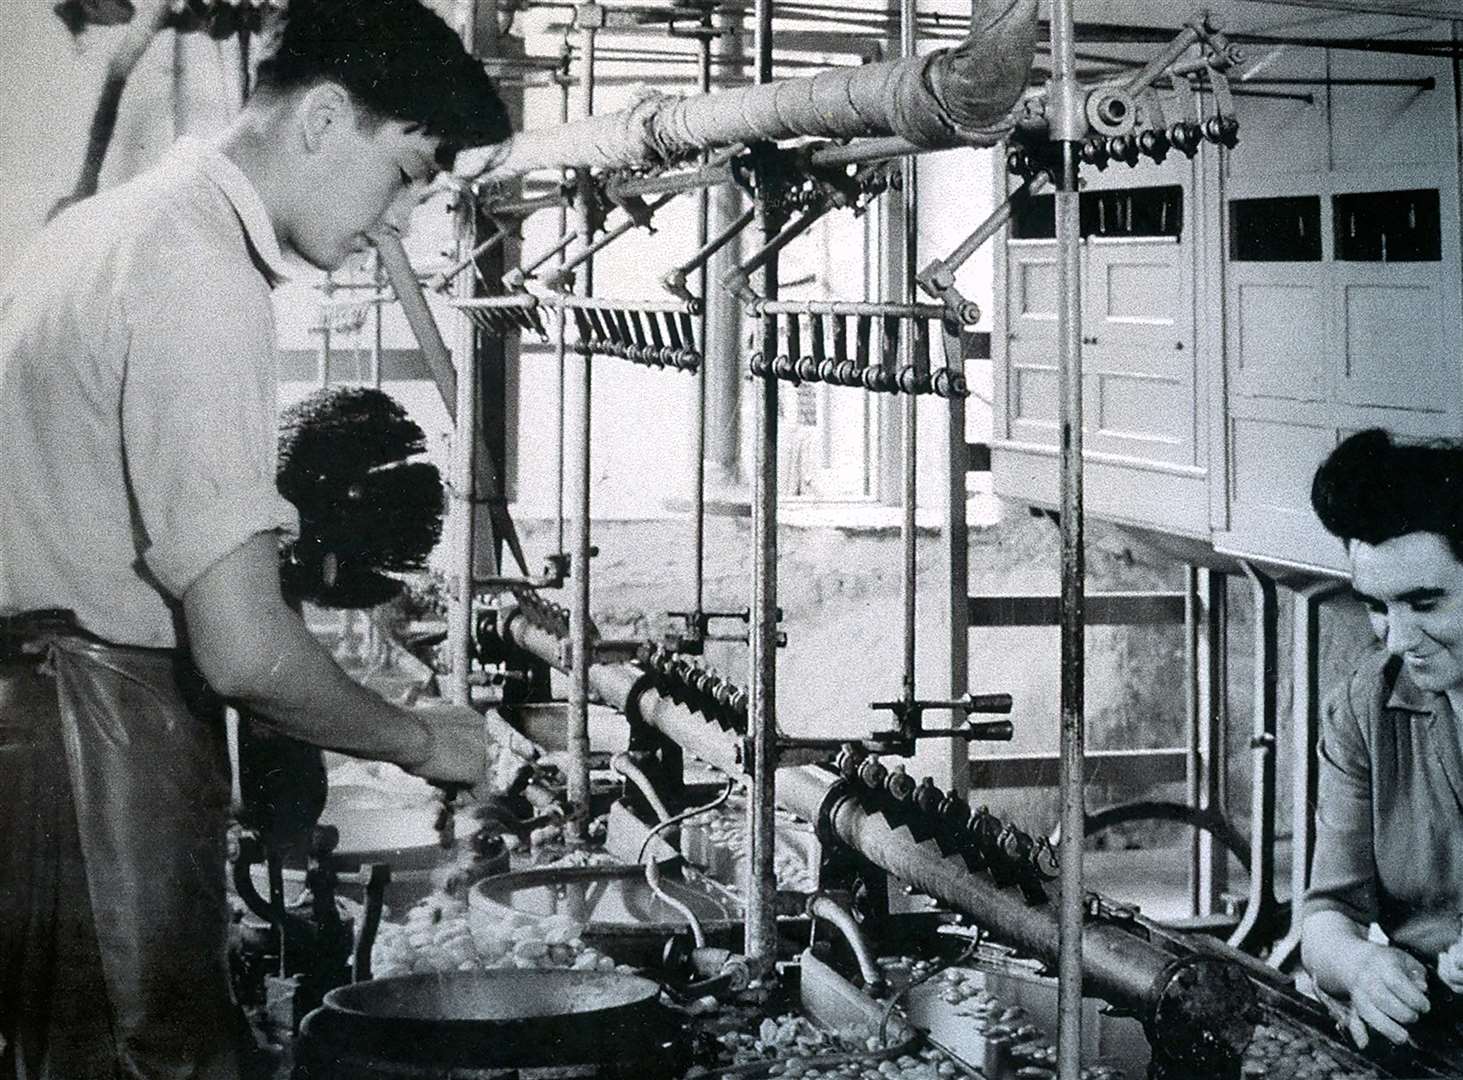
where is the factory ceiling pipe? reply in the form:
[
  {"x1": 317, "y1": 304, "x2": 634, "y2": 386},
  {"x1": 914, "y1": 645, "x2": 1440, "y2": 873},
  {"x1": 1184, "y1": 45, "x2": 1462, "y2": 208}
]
[{"x1": 460, "y1": 0, "x2": 1038, "y2": 181}]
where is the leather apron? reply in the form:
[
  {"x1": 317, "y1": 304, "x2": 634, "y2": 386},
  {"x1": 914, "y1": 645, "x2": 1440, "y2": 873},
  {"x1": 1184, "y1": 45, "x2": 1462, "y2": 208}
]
[{"x1": 1, "y1": 633, "x2": 243, "y2": 1080}]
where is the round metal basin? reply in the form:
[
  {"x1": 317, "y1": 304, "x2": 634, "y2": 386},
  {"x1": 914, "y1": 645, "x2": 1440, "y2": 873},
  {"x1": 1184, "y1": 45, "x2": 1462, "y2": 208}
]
[{"x1": 299, "y1": 969, "x2": 678, "y2": 1070}]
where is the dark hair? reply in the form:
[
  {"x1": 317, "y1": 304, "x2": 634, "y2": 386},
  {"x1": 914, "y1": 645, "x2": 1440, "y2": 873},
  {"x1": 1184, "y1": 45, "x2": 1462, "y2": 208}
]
[
  {"x1": 253, "y1": 0, "x2": 510, "y2": 169},
  {"x1": 1311, "y1": 427, "x2": 1463, "y2": 562}
]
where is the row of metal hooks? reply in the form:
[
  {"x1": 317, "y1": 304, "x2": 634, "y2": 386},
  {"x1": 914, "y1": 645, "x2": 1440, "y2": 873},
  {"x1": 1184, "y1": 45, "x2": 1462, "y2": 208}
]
[
  {"x1": 566, "y1": 306, "x2": 701, "y2": 372},
  {"x1": 747, "y1": 310, "x2": 968, "y2": 399},
  {"x1": 452, "y1": 295, "x2": 703, "y2": 373}
]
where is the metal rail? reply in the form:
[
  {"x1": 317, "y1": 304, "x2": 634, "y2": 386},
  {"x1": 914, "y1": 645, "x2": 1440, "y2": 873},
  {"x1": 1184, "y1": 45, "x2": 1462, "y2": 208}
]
[
  {"x1": 566, "y1": 6, "x2": 601, "y2": 837},
  {"x1": 746, "y1": 0, "x2": 781, "y2": 974},
  {"x1": 1048, "y1": 1, "x2": 1085, "y2": 1076}
]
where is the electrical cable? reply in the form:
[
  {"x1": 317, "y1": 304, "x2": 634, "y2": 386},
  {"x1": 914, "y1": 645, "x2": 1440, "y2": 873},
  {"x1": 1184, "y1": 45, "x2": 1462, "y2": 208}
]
[
  {"x1": 637, "y1": 775, "x2": 738, "y2": 863},
  {"x1": 878, "y1": 928, "x2": 984, "y2": 1046},
  {"x1": 638, "y1": 777, "x2": 738, "y2": 949}
]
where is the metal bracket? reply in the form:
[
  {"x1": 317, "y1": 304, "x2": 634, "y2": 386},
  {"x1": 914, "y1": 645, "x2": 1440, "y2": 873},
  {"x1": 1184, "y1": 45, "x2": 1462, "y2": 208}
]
[{"x1": 867, "y1": 692, "x2": 1015, "y2": 756}]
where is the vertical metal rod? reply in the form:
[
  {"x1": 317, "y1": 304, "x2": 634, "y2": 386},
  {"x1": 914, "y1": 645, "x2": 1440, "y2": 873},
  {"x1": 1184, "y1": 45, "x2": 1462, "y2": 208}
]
[
  {"x1": 693, "y1": 9, "x2": 713, "y2": 621},
  {"x1": 449, "y1": 206, "x2": 480, "y2": 707},
  {"x1": 1194, "y1": 569, "x2": 1228, "y2": 914},
  {"x1": 1050, "y1": 1, "x2": 1085, "y2": 1076},
  {"x1": 746, "y1": 0, "x2": 780, "y2": 970},
  {"x1": 898, "y1": 0, "x2": 918, "y2": 712},
  {"x1": 1270, "y1": 580, "x2": 1343, "y2": 969},
  {"x1": 1229, "y1": 563, "x2": 1278, "y2": 951},
  {"x1": 371, "y1": 252, "x2": 383, "y2": 389},
  {"x1": 704, "y1": 8, "x2": 747, "y2": 489},
  {"x1": 319, "y1": 273, "x2": 333, "y2": 388},
  {"x1": 556, "y1": 47, "x2": 571, "y2": 558},
  {"x1": 939, "y1": 343, "x2": 968, "y2": 796},
  {"x1": 1184, "y1": 565, "x2": 1201, "y2": 917},
  {"x1": 566, "y1": 15, "x2": 599, "y2": 834}
]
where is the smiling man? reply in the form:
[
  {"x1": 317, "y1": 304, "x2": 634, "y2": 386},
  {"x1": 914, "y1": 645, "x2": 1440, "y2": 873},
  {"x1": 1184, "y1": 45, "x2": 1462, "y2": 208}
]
[
  {"x1": 1303, "y1": 427, "x2": 1463, "y2": 1053},
  {"x1": 0, "y1": 2, "x2": 512, "y2": 1077}
]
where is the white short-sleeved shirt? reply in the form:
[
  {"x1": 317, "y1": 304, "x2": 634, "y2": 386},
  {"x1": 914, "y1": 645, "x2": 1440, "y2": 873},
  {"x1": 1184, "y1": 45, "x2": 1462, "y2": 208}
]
[{"x1": 0, "y1": 138, "x2": 301, "y2": 648}]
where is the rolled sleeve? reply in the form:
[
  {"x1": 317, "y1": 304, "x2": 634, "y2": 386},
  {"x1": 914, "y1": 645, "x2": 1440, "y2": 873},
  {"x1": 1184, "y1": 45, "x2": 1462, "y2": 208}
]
[
  {"x1": 1304, "y1": 674, "x2": 1380, "y2": 928},
  {"x1": 122, "y1": 246, "x2": 299, "y2": 600}
]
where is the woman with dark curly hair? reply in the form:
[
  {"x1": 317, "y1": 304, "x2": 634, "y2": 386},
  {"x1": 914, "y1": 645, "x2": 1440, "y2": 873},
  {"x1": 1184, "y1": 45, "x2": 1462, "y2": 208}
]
[{"x1": 1303, "y1": 427, "x2": 1463, "y2": 1052}]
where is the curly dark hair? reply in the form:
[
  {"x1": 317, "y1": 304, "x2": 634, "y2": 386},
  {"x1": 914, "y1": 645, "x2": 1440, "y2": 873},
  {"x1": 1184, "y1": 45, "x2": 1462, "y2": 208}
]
[
  {"x1": 1311, "y1": 427, "x2": 1463, "y2": 563},
  {"x1": 252, "y1": 0, "x2": 510, "y2": 168}
]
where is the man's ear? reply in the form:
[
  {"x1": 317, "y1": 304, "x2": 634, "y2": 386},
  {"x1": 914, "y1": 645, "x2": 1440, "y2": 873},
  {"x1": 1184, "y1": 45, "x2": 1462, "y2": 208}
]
[{"x1": 297, "y1": 82, "x2": 352, "y2": 153}]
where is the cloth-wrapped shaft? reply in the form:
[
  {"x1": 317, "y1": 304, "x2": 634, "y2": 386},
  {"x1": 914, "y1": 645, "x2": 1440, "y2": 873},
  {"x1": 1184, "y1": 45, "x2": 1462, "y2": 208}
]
[{"x1": 466, "y1": 0, "x2": 1037, "y2": 181}]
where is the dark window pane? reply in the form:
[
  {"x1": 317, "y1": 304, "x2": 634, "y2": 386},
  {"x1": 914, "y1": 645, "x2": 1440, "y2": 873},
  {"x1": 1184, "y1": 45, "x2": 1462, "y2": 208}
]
[
  {"x1": 1011, "y1": 186, "x2": 1184, "y2": 240},
  {"x1": 1333, "y1": 189, "x2": 1440, "y2": 262},
  {"x1": 1011, "y1": 193, "x2": 1056, "y2": 239},
  {"x1": 1085, "y1": 186, "x2": 1183, "y2": 239},
  {"x1": 1229, "y1": 196, "x2": 1322, "y2": 261}
]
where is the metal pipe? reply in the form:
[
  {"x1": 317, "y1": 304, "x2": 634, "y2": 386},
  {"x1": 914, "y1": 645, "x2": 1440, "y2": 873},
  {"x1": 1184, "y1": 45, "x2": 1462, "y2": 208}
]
[
  {"x1": 705, "y1": 6, "x2": 749, "y2": 492},
  {"x1": 751, "y1": 298, "x2": 947, "y2": 318},
  {"x1": 745, "y1": 0, "x2": 781, "y2": 973},
  {"x1": 461, "y1": 0, "x2": 1038, "y2": 180},
  {"x1": 1048, "y1": 1, "x2": 1084, "y2": 1076},
  {"x1": 453, "y1": 294, "x2": 542, "y2": 310},
  {"x1": 514, "y1": 230, "x2": 579, "y2": 286},
  {"x1": 777, "y1": 766, "x2": 1255, "y2": 1074},
  {"x1": 499, "y1": 610, "x2": 747, "y2": 773},
  {"x1": 604, "y1": 162, "x2": 737, "y2": 199},
  {"x1": 939, "y1": 172, "x2": 1047, "y2": 278},
  {"x1": 898, "y1": 0, "x2": 919, "y2": 720},
  {"x1": 611, "y1": 751, "x2": 676, "y2": 823},
  {"x1": 429, "y1": 228, "x2": 509, "y2": 293},
  {"x1": 724, "y1": 202, "x2": 834, "y2": 299},
  {"x1": 1120, "y1": 21, "x2": 1203, "y2": 94},
  {"x1": 693, "y1": 7, "x2": 714, "y2": 626},
  {"x1": 807, "y1": 894, "x2": 884, "y2": 991},
  {"x1": 318, "y1": 274, "x2": 333, "y2": 387},
  {"x1": 371, "y1": 253, "x2": 383, "y2": 388},
  {"x1": 556, "y1": 50, "x2": 572, "y2": 559},
  {"x1": 479, "y1": 191, "x2": 568, "y2": 219},
  {"x1": 448, "y1": 211, "x2": 479, "y2": 707},
  {"x1": 566, "y1": 10, "x2": 600, "y2": 837},
  {"x1": 806, "y1": 135, "x2": 924, "y2": 168},
  {"x1": 1270, "y1": 580, "x2": 1344, "y2": 971},
  {"x1": 547, "y1": 191, "x2": 680, "y2": 287},
  {"x1": 554, "y1": 295, "x2": 702, "y2": 314},
  {"x1": 1229, "y1": 563, "x2": 1278, "y2": 953}
]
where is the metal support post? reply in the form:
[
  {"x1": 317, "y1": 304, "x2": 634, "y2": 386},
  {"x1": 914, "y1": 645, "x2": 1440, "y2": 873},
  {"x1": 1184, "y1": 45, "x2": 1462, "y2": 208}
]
[
  {"x1": 556, "y1": 46, "x2": 572, "y2": 558},
  {"x1": 449, "y1": 209, "x2": 480, "y2": 707},
  {"x1": 566, "y1": 6, "x2": 601, "y2": 836},
  {"x1": 1186, "y1": 566, "x2": 1228, "y2": 917},
  {"x1": 1270, "y1": 579, "x2": 1345, "y2": 970},
  {"x1": 370, "y1": 251, "x2": 383, "y2": 388},
  {"x1": 692, "y1": 6, "x2": 713, "y2": 624},
  {"x1": 1229, "y1": 563, "x2": 1278, "y2": 952},
  {"x1": 746, "y1": 0, "x2": 780, "y2": 972},
  {"x1": 1049, "y1": 1, "x2": 1085, "y2": 1075},
  {"x1": 898, "y1": 0, "x2": 918, "y2": 711}
]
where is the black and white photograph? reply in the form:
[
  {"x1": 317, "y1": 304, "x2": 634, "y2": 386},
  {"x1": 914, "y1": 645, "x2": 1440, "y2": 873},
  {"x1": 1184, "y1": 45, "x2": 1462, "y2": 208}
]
[{"x1": 4, "y1": 0, "x2": 1463, "y2": 1077}]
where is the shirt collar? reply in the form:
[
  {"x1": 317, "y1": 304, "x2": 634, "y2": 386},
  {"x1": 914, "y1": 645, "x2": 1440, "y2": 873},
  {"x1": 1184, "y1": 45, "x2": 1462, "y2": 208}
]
[
  {"x1": 173, "y1": 137, "x2": 295, "y2": 286},
  {"x1": 1386, "y1": 658, "x2": 1449, "y2": 716}
]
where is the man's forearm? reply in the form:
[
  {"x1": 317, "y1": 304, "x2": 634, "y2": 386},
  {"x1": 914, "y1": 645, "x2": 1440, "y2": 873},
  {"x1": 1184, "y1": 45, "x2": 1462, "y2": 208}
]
[{"x1": 225, "y1": 617, "x2": 431, "y2": 767}]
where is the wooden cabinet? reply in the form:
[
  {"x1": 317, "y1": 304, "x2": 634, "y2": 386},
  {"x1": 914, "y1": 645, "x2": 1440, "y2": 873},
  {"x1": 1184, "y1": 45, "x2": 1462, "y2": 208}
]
[
  {"x1": 996, "y1": 159, "x2": 1211, "y2": 538},
  {"x1": 993, "y1": 34, "x2": 1463, "y2": 574}
]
